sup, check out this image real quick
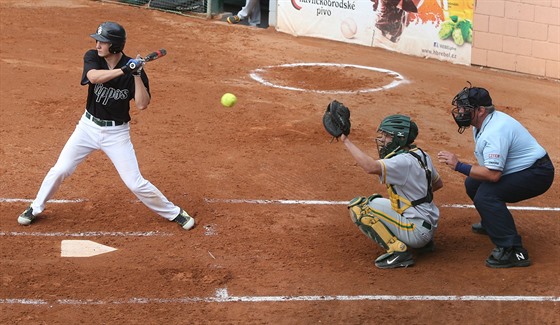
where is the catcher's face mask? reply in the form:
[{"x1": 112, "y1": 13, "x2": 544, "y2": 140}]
[
  {"x1": 376, "y1": 131, "x2": 400, "y2": 159},
  {"x1": 376, "y1": 114, "x2": 417, "y2": 158}
]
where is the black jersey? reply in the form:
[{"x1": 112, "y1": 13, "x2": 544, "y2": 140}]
[{"x1": 80, "y1": 49, "x2": 150, "y2": 122}]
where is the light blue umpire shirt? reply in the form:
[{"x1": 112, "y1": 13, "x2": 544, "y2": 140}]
[{"x1": 473, "y1": 111, "x2": 546, "y2": 176}]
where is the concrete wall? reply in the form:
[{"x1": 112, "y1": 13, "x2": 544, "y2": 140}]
[{"x1": 471, "y1": 0, "x2": 560, "y2": 79}]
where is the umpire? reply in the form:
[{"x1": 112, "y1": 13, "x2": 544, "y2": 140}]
[{"x1": 438, "y1": 83, "x2": 554, "y2": 268}]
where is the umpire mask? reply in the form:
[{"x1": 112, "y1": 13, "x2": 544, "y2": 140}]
[{"x1": 451, "y1": 83, "x2": 493, "y2": 134}]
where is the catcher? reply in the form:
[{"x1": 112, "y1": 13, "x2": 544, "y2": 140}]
[{"x1": 323, "y1": 101, "x2": 443, "y2": 269}]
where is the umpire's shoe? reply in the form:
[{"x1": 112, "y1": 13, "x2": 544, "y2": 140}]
[
  {"x1": 374, "y1": 251, "x2": 415, "y2": 269},
  {"x1": 471, "y1": 222, "x2": 488, "y2": 235},
  {"x1": 174, "y1": 209, "x2": 195, "y2": 230},
  {"x1": 18, "y1": 205, "x2": 36, "y2": 225},
  {"x1": 485, "y1": 247, "x2": 531, "y2": 268}
]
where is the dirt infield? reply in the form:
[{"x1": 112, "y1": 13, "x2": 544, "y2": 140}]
[{"x1": 1, "y1": 0, "x2": 559, "y2": 323}]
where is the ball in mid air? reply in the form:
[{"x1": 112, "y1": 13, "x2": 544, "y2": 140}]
[{"x1": 221, "y1": 93, "x2": 237, "y2": 107}]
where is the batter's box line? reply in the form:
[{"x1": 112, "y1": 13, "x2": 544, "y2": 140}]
[
  {"x1": 3, "y1": 197, "x2": 558, "y2": 212},
  {"x1": 0, "y1": 231, "x2": 172, "y2": 237},
  {"x1": 0, "y1": 198, "x2": 84, "y2": 203},
  {"x1": 1, "y1": 288, "x2": 559, "y2": 305},
  {"x1": 203, "y1": 198, "x2": 560, "y2": 212}
]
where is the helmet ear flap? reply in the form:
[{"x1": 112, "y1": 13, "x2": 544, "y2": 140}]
[{"x1": 407, "y1": 121, "x2": 418, "y2": 144}]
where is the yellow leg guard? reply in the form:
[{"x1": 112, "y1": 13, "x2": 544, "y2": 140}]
[{"x1": 348, "y1": 198, "x2": 408, "y2": 254}]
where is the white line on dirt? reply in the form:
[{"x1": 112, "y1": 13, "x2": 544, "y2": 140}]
[
  {"x1": 249, "y1": 63, "x2": 408, "y2": 94},
  {"x1": 0, "y1": 198, "x2": 84, "y2": 203},
  {"x1": 203, "y1": 198, "x2": 560, "y2": 212},
  {"x1": 0, "y1": 231, "x2": 171, "y2": 237},
  {"x1": 2, "y1": 287, "x2": 558, "y2": 305},
  {"x1": 4, "y1": 197, "x2": 557, "y2": 211}
]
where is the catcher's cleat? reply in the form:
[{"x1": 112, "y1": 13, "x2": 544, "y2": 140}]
[
  {"x1": 18, "y1": 205, "x2": 36, "y2": 225},
  {"x1": 471, "y1": 222, "x2": 488, "y2": 235},
  {"x1": 415, "y1": 240, "x2": 435, "y2": 253},
  {"x1": 227, "y1": 15, "x2": 241, "y2": 24},
  {"x1": 174, "y1": 209, "x2": 195, "y2": 230},
  {"x1": 485, "y1": 247, "x2": 531, "y2": 268},
  {"x1": 374, "y1": 251, "x2": 415, "y2": 269}
]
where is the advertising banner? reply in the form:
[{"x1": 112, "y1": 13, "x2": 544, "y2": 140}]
[{"x1": 277, "y1": 0, "x2": 474, "y2": 65}]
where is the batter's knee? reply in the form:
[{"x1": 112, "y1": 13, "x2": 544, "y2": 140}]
[
  {"x1": 123, "y1": 176, "x2": 150, "y2": 194},
  {"x1": 48, "y1": 164, "x2": 77, "y2": 180}
]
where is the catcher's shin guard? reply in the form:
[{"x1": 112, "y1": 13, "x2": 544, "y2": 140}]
[{"x1": 348, "y1": 196, "x2": 408, "y2": 254}]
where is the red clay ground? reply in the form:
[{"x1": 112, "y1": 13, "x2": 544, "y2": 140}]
[{"x1": 1, "y1": 0, "x2": 559, "y2": 323}]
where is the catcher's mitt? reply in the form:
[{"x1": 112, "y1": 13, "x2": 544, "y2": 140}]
[{"x1": 323, "y1": 100, "x2": 351, "y2": 140}]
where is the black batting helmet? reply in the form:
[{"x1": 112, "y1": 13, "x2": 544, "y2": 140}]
[{"x1": 90, "y1": 22, "x2": 126, "y2": 54}]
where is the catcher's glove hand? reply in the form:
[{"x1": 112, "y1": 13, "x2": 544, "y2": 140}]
[{"x1": 323, "y1": 100, "x2": 351, "y2": 140}]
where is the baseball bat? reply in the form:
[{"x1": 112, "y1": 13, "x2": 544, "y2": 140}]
[{"x1": 143, "y1": 49, "x2": 167, "y2": 62}]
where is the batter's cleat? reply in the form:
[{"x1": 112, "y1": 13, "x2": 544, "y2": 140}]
[
  {"x1": 374, "y1": 251, "x2": 415, "y2": 269},
  {"x1": 227, "y1": 15, "x2": 241, "y2": 24},
  {"x1": 485, "y1": 247, "x2": 531, "y2": 268},
  {"x1": 18, "y1": 205, "x2": 36, "y2": 225},
  {"x1": 174, "y1": 209, "x2": 195, "y2": 230},
  {"x1": 471, "y1": 222, "x2": 488, "y2": 235}
]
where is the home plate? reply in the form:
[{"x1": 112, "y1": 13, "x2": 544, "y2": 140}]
[{"x1": 61, "y1": 240, "x2": 117, "y2": 257}]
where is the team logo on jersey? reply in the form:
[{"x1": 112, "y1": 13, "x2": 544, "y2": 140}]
[{"x1": 94, "y1": 84, "x2": 129, "y2": 105}]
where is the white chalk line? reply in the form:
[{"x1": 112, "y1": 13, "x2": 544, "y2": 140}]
[
  {"x1": 2, "y1": 288, "x2": 558, "y2": 305},
  {"x1": 203, "y1": 198, "x2": 560, "y2": 212},
  {"x1": 0, "y1": 231, "x2": 171, "y2": 237},
  {"x1": 2, "y1": 197, "x2": 557, "y2": 211},
  {"x1": 0, "y1": 198, "x2": 84, "y2": 203},
  {"x1": 249, "y1": 63, "x2": 408, "y2": 94}
]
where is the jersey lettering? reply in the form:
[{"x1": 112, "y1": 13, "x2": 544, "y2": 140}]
[{"x1": 94, "y1": 83, "x2": 129, "y2": 105}]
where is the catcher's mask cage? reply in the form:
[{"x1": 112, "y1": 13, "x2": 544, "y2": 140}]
[
  {"x1": 90, "y1": 22, "x2": 126, "y2": 54},
  {"x1": 376, "y1": 114, "x2": 418, "y2": 159},
  {"x1": 451, "y1": 82, "x2": 493, "y2": 134}
]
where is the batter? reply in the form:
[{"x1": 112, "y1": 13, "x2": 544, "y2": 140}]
[{"x1": 18, "y1": 21, "x2": 195, "y2": 231}]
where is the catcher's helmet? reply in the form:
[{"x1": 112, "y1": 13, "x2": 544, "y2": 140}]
[
  {"x1": 90, "y1": 22, "x2": 126, "y2": 54},
  {"x1": 376, "y1": 114, "x2": 418, "y2": 158},
  {"x1": 451, "y1": 83, "x2": 492, "y2": 133}
]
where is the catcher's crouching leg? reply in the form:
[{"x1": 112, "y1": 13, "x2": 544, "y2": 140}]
[{"x1": 348, "y1": 196, "x2": 408, "y2": 254}]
